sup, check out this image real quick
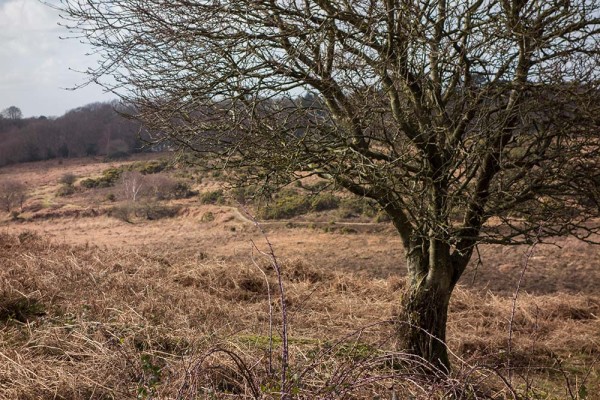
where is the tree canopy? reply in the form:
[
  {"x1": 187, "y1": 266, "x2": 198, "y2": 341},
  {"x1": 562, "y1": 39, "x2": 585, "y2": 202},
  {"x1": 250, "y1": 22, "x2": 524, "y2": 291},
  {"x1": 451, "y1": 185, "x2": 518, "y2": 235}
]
[
  {"x1": 58, "y1": 0, "x2": 600, "y2": 370},
  {"x1": 1, "y1": 106, "x2": 22, "y2": 120},
  {"x1": 0, "y1": 102, "x2": 144, "y2": 165}
]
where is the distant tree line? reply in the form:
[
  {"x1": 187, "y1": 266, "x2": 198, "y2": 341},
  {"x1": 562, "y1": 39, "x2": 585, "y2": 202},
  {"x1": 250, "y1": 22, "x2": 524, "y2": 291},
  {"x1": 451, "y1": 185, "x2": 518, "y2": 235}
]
[{"x1": 0, "y1": 102, "x2": 150, "y2": 166}]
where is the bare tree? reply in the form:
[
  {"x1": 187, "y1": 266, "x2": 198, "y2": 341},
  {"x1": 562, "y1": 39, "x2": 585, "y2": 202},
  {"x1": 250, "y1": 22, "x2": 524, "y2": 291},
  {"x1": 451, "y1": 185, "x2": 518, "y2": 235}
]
[
  {"x1": 1, "y1": 106, "x2": 22, "y2": 120},
  {"x1": 121, "y1": 171, "x2": 145, "y2": 202},
  {"x1": 0, "y1": 179, "x2": 27, "y2": 213},
  {"x1": 58, "y1": 0, "x2": 600, "y2": 370}
]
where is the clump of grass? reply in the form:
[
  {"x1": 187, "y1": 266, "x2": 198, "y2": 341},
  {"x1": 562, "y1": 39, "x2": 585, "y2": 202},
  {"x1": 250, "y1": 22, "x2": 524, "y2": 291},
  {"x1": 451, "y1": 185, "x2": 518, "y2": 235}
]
[{"x1": 200, "y1": 211, "x2": 215, "y2": 222}]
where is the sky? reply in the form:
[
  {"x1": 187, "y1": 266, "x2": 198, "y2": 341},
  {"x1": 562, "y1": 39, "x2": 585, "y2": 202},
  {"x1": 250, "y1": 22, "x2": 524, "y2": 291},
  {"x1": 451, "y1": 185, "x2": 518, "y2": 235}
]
[{"x1": 0, "y1": 0, "x2": 113, "y2": 118}]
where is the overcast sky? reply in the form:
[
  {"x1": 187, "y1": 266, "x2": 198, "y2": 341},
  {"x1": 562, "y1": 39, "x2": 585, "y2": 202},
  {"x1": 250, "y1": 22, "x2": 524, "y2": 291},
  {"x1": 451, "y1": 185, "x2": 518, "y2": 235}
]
[{"x1": 0, "y1": 0, "x2": 113, "y2": 118}]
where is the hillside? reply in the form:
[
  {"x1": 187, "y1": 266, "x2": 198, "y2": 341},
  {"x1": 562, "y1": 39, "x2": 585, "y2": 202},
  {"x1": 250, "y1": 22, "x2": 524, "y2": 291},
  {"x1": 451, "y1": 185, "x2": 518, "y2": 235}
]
[{"x1": 0, "y1": 155, "x2": 598, "y2": 399}]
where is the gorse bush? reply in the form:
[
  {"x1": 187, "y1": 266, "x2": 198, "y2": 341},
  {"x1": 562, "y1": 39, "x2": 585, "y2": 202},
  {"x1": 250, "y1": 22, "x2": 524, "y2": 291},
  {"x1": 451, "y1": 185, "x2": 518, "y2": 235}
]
[
  {"x1": 257, "y1": 190, "x2": 312, "y2": 219},
  {"x1": 257, "y1": 190, "x2": 342, "y2": 220},
  {"x1": 249, "y1": 188, "x2": 381, "y2": 221},
  {"x1": 58, "y1": 172, "x2": 77, "y2": 186},
  {"x1": 132, "y1": 159, "x2": 171, "y2": 175},
  {"x1": 300, "y1": 180, "x2": 331, "y2": 193},
  {"x1": 148, "y1": 178, "x2": 195, "y2": 200},
  {"x1": 109, "y1": 202, "x2": 181, "y2": 222},
  {"x1": 80, "y1": 161, "x2": 172, "y2": 190},
  {"x1": 310, "y1": 193, "x2": 340, "y2": 212},
  {"x1": 80, "y1": 167, "x2": 123, "y2": 188},
  {"x1": 105, "y1": 150, "x2": 130, "y2": 160},
  {"x1": 56, "y1": 184, "x2": 76, "y2": 197},
  {"x1": 141, "y1": 202, "x2": 180, "y2": 220},
  {"x1": 230, "y1": 185, "x2": 259, "y2": 205},
  {"x1": 338, "y1": 197, "x2": 379, "y2": 219},
  {"x1": 199, "y1": 189, "x2": 225, "y2": 205}
]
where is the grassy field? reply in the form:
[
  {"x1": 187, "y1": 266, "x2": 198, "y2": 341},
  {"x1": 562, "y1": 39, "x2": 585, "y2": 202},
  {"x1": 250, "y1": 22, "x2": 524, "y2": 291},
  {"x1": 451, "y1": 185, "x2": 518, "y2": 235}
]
[{"x1": 0, "y1": 155, "x2": 598, "y2": 399}]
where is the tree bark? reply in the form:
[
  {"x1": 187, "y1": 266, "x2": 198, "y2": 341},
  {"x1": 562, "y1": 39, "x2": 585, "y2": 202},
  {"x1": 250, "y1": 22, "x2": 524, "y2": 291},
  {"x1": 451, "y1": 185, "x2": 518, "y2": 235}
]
[{"x1": 397, "y1": 247, "x2": 456, "y2": 373}]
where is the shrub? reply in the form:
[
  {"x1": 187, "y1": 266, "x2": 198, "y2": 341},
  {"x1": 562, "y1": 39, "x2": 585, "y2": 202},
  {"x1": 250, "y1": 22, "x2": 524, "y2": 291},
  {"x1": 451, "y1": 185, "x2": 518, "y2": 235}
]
[
  {"x1": 338, "y1": 197, "x2": 378, "y2": 218},
  {"x1": 56, "y1": 184, "x2": 75, "y2": 197},
  {"x1": 141, "y1": 203, "x2": 180, "y2": 220},
  {"x1": 133, "y1": 159, "x2": 171, "y2": 175},
  {"x1": 310, "y1": 193, "x2": 340, "y2": 211},
  {"x1": 257, "y1": 190, "x2": 343, "y2": 220},
  {"x1": 171, "y1": 182, "x2": 196, "y2": 199},
  {"x1": 110, "y1": 204, "x2": 133, "y2": 222},
  {"x1": 80, "y1": 167, "x2": 124, "y2": 189},
  {"x1": 302, "y1": 180, "x2": 331, "y2": 192},
  {"x1": 105, "y1": 150, "x2": 130, "y2": 160},
  {"x1": 79, "y1": 178, "x2": 98, "y2": 189},
  {"x1": 151, "y1": 178, "x2": 195, "y2": 200},
  {"x1": 339, "y1": 226, "x2": 358, "y2": 234},
  {"x1": 58, "y1": 173, "x2": 77, "y2": 186},
  {"x1": 374, "y1": 211, "x2": 391, "y2": 223},
  {"x1": 110, "y1": 202, "x2": 181, "y2": 222},
  {"x1": 257, "y1": 190, "x2": 311, "y2": 220},
  {"x1": 230, "y1": 186, "x2": 258, "y2": 205},
  {"x1": 0, "y1": 179, "x2": 27, "y2": 212},
  {"x1": 102, "y1": 167, "x2": 123, "y2": 185},
  {"x1": 199, "y1": 190, "x2": 225, "y2": 205}
]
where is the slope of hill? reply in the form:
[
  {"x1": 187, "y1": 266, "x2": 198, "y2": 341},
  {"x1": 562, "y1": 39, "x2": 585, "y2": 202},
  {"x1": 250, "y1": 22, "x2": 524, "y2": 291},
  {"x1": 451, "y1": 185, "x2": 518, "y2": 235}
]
[{"x1": 0, "y1": 155, "x2": 598, "y2": 398}]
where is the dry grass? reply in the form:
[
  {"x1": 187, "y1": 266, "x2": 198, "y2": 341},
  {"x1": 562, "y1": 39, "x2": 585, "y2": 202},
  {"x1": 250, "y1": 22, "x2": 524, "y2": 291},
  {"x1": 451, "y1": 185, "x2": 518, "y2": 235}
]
[
  {"x1": 0, "y1": 231, "x2": 598, "y2": 399},
  {"x1": 0, "y1": 156, "x2": 599, "y2": 398}
]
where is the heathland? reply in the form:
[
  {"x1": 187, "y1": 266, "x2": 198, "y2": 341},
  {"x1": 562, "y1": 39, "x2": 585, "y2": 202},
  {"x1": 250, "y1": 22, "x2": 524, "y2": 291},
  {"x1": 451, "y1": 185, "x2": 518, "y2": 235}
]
[{"x1": 0, "y1": 154, "x2": 598, "y2": 399}]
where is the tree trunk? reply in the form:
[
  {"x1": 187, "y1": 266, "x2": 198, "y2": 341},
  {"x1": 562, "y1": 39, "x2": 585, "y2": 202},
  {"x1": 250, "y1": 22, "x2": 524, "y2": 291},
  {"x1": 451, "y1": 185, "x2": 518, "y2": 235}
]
[
  {"x1": 396, "y1": 246, "x2": 456, "y2": 373},
  {"x1": 397, "y1": 278, "x2": 452, "y2": 372}
]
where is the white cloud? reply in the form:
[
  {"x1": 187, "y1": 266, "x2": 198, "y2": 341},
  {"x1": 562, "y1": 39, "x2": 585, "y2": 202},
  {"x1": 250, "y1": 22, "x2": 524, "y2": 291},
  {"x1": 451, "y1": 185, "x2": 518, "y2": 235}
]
[
  {"x1": 1, "y1": 0, "x2": 56, "y2": 28},
  {"x1": 0, "y1": 0, "x2": 112, "y2": 117}
]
